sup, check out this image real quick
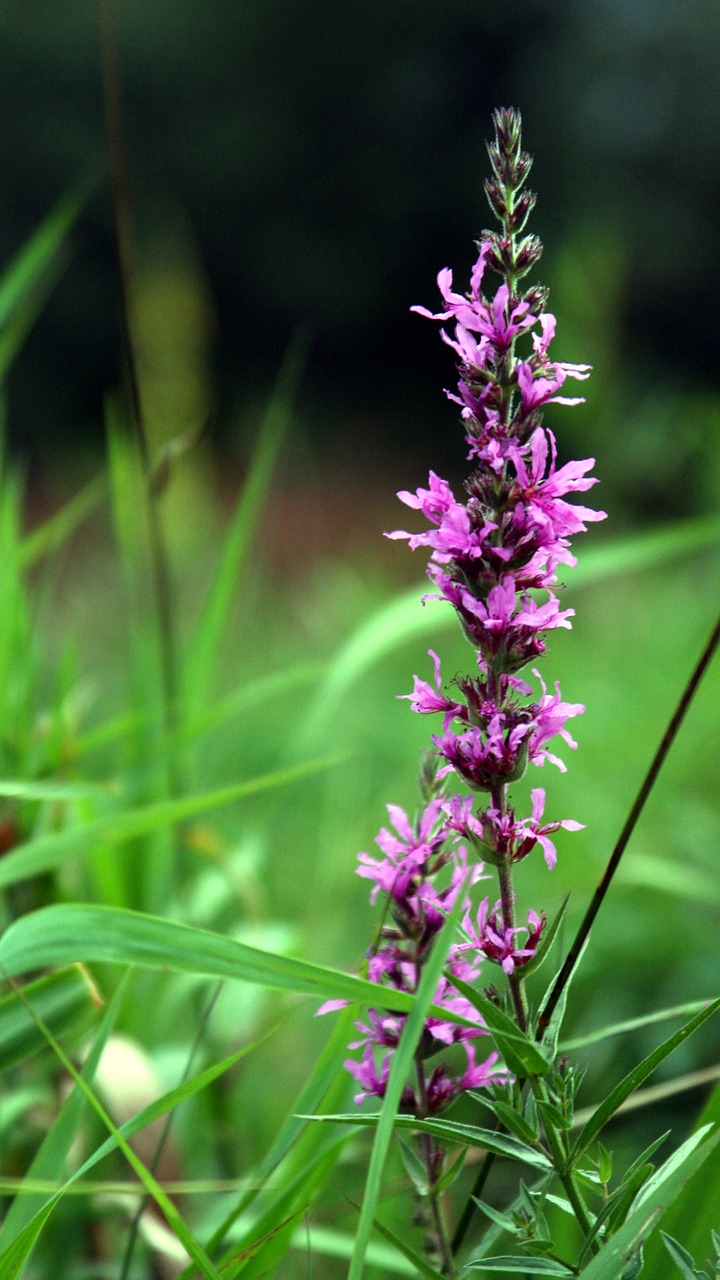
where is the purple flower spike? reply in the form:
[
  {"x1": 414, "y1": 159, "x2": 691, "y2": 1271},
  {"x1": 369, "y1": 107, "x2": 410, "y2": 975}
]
[{"x1": 340, "y1": 109, "x2": 604, "y2": 1126}]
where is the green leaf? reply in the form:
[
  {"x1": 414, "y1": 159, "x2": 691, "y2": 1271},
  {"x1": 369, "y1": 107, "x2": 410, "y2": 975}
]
[
  {"x1": 489, "y1": 1100, "x2": 540, "y2": 1146},
  {"x1": 397, "y1": 1135, "x2": 430, "y2": 1196},
  {"x1": 576, "y1": 1136, "x2": 670, "y2": 1264},
  {"x1": 0, "y1": 976, "x2": 126, "y2": 1255},
  {"x1": 28, "y1": 1031, "x2": 223, "y2": 1280},
  {"x1": 463, "y1": 1253, "x2": 574, "y2": 1274},
  {"x1": 0, "y1": 902, "x2": 474, "y2": 1026},
  {"x1": 448, "y1": 972, "x2": 551, "y2": 1077},
  {"x1": 0, "y1": 778, "x2": 114, "y2": 802},
  {"x1": 573, "y1": 1000, "x2": 720, "y2": 1160},
  {"x1": 185, "y1": 324, "x2": 311, "y2": 713},
  {"x1": 472, "y1": 1198, "x2": 522, "y2": 1236},
  {"x1": 0, "y1": 194, "x2": 80, "y2": 381},
  {"x1": 660, "y1": 1233, "x2": 708, "y2": 1280},
  {"x1": 283, "y1": 1222, "x2": 424, "y2": 1275},
  {"x1": 0, "y1": 967, "x2": 99, "y2": 1072},
  {"x1": 179, "y1": 1006, "x2": 359, "y2": 1277},
  {"x1": 0, "y1": 754, "x2": 346, "y2": 891},
  {"x1": 0, "y1": 1014, "x2": 259, "y2": 1276},
  {"x1": 561, "y1": 1000, "x2": 714, "y2": 1052},
  {"x1": 365, "y1": 1215, "x2": 447, "y2": 1279},
  {"x1": 642, "y1": 1076, "x2": 720, "y2": 1276},
  {"x1": 18, "y1": 473, "x2": 105, "y2": 570},
  {"x1": 536, "y1": 1099, "x2": 572, "y2": 1133},
  {"x1": 348, "y1": 898, "x2": 465, "y2": 1280},
  {"x1": 574, "y1": 1127, "x2": 720, "y2": 1280},
  {"x1": 307, "y1": 1114, "x2": 553, "y2": 1170}
]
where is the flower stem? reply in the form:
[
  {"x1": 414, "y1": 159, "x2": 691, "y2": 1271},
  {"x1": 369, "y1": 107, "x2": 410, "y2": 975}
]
[
  {"x1": 491, "y1": 778, "x2": 529, "y2": 1037},
  {"x1": 415, "y1": 1057, "x2": 457, "y2": 1277},
  {"x1": 496, "y1": 855, "x2": 528, "y2": 1032},
  {"x1": 530, "y1": 1076, "x2": 598, "y2": 1251}
]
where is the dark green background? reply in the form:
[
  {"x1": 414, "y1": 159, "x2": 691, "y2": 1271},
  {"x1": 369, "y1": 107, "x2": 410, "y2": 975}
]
[{"x1": 1, "y1": 0, "x2": 719, "y2": 521}]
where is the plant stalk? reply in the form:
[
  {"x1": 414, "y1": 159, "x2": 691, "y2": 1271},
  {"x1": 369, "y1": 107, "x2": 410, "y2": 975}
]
[{"x1": 415, "y1": 1056, "x2": 457, "y2": 1277}]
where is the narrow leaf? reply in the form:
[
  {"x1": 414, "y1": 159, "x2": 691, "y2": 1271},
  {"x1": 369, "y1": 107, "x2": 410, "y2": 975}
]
[
  {"x1": 574, "y1": 1127, "x2": 720, "y2": 1280},
  {"x1": 348, "y1": 898, "x2": 464, "y2": 1280},
  {"x1": 368, "y1": 1216, "x2": 447, "y2": 1279},
  {"x1": 18, "y1": 474, "x2": 105, "y2": 570},
  {"x1": 185, "y1": 324, "x2": 311, "y2": 712},
  {"x1": 307, "y1": 1114, "x2": 552, "y2": 1170},
  {"x1": 0, "y1": 903, "x2": 474, "y2": 1026},
  {"x1": 0, "y1": 967, "x2": 99, "y2": 1072},
  {"x1": 449, "y1": 972, "x2": 551, "y2": 1077},
  {"x1": 573, "y1": 1001, "x2": 720, "y2": 1159},
  {"x1": 463, "y1": 1254, "x2": 573, "y2": 1275},
  {"x1": 561, "y1": 1001, "x2": 713, "y2": 1052},
  {"x1": 0, "y1": 977, "x2": 126, "y2": 1252},
  {"x1": 0, "y1": 754, "x2": 345, "y2": 891},
  {"x1": 0, "y1": 194, "x2": 80, "y2": 380},
  {"x1": 661, "y1": 1232, "x2": 707, "y2": 1280}
]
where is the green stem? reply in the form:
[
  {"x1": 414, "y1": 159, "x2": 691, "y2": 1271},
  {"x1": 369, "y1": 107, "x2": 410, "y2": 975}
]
[
  {"x1": 496, "y1": 852, "x2": 528, "y2": 1033},
  {"x1": 530, "y1": 1077, "x2": 598, "y2": 1252},
  {"x1": 415, "y1": 1057, "x2": 457, "y2": 1278}
]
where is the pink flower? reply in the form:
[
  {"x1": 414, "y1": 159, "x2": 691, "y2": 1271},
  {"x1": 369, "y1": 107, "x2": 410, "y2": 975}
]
[
  {"x1": 461, "y1": 899, "x2": 547, "y2": 974},
  {"x1": 398, "y1": 649, "x2": 466, "y2": 729}
]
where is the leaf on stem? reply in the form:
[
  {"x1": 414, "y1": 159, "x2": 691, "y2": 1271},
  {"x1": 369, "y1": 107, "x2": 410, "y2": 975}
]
[
  {"x1": 573, "y1": 1000, "x2": 720, "y2": 1160},
  {"x1": 305, "y1": 1114, "x2": 553, "y2": 1170},
  {"x1": 448, "y1": 971, "x2": 551, "y2": 1077},
  {"x1": 463, "y1": 1253, "x2": 574, "y2": 1274},
  {"x1": 573, "y1": 1126, "x2": 720, "y2": 1280}
]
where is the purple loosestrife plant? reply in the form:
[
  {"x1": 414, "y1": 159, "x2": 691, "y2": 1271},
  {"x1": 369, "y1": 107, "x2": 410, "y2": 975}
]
[
  {"x1": 321, "y1": 109, "x2": 720, "y2": 1279},
  {"x1": 330, "y1": 107, "x2": 603, "y2": 1270}
]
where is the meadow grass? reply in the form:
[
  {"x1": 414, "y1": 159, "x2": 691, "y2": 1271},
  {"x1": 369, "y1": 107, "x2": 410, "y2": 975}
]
[{"x1": 0, "y1": 191, "x2": 718, "y2": 1280}]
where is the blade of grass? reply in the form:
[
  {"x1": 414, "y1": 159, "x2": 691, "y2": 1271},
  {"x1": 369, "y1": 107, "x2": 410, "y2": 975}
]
[
  {"x1": 572, "y1": 1000, "x2": 720, "y2": 1160},
  {"x1": 184, "y1": 324, "x2": 311, "y2": 715},
  {"x1": 640, "y1": 1061, "x2": 720, "y2": 1275},
  {"x1": 0, "y1": 975, "x2": 127, "y2": 1253},
  {"x1": 18, "y1": 474, "x2": 105, "y2": 571},
  {"x1": 0, "y1": 902, "x2": 476, "y2": 1027},
  {"x1": 0, "y1": 779, "x2": 116, "y2": 801},
  {"x1": 360, "y1": 1215, "x2": 446, "y2": 1279},
  {"x1": 0, "y1": 194, "x2": 80, "y2": 381},
  {"x1": 574, "y1": 1127, "x2": 720, "y2": 1280},
  {"x1": 0, "y1": 975, "x2": 225, "y2": 1280},
  {"x1": 561, "y1": 999, "x2": 714, "y2": 1052},
  {"x1": 106, "y1": 398, "x2": 177, "y2": 909},
  {"x1": 0, "y1": 752, "x2": 346, "y2": 891},
  {"x1": 218, "y1": 1141, "x2": 349, "y2": 1280},
  {"x1": 348, "y1": 895, "x2": 464, "y2": 1280},
  {"x1": 193, "y1": 1002, "x2": 358, "y2": 1264},
  {"x1": 0, "y1": 966, "x2": 100, "y2": 1073}
]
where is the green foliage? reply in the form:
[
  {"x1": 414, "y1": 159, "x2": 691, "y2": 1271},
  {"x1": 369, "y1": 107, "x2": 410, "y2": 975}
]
[{"x1": 0, "y1": 195, "x2": 718, "y2": 1280}]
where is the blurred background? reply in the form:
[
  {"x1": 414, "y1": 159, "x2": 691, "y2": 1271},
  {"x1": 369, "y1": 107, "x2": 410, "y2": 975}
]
[
  {"x1": 2, "y1": 0, "x2": 720, "y2": 520},
  {"x1": 1, "y1": 4, "x2": 720, "y2": 1273}
]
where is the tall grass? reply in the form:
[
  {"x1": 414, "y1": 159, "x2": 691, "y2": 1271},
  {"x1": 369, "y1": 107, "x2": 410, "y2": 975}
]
[{"x1": 0, "y1": 190, "x2": 717, "y2": 1280}]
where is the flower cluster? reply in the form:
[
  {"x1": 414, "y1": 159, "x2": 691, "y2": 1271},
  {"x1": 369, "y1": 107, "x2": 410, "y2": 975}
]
[
  {"x1": 335, "y1": 108, "x2": 604, "y2": 1118},
  {"x1": 344, "y1": 797, "x2": 505, "y2": 1110}
]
